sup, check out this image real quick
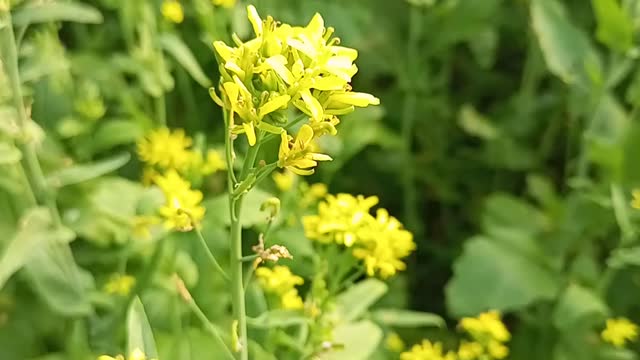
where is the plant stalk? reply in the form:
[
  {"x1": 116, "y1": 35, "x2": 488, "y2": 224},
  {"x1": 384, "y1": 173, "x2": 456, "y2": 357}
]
[{"x1": 229, "y1": 195, "x2": 248, "y2": 360}]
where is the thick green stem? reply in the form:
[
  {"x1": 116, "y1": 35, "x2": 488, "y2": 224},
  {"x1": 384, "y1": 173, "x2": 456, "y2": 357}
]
[
  {"x1": 400, "y1": 7, "x2": 423, "y2": 234},
  {"x1": 229, "y1": 195, "x2": 248, "y2": 360},
  {"x1": 0, "y1": 7, "x2": 60, "y2": 224}
]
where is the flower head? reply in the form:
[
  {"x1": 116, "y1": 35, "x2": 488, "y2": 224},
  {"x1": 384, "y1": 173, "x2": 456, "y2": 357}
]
[
  {"x1": 103, "y1": 274, "x2": 136, "y2": 296},
  {"x1": 400, "y1": 340, "x2": 456, "y2": 360},
  {"x1": 153, "y1": 169, "x2": 205, "y2": 231},
  {"x1": 273, "y1": 170, "x2": 296, "y2": 191},
  {"x1": 458, "y1": 311, "x2": 510, "y2": 359},
  {"x1": 385, "y1": 332, "x2": 406, "y2": 353},
  {"x1": 161, "y1": 0, "x2": 184, "y2": 23},
  {"x1": 457, "y1": 341, "x2": 484, "y2": 360},
  {"x1": 137, "y1": 128, "x2": 192, "y2": 171},
  {"x1": 278, "y1": 125, "x2": 332, "y2": 175},
  {"x1": 602, "y1": 317, "x2": 638, "y2": 347},
  {"x1": 256, "y1": 265, "x2": 304, "y2": 310},
  {"x1": 632, "y1": 189, "x2": 640, "y2": 209}
]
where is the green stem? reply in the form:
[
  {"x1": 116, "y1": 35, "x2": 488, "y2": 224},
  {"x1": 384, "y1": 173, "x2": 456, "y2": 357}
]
[
  {"x1": 400, "y1": 6, "x2": 423, "y2": 234},
  {"x1": 194, "y1": 227, "x2": 230, "y2": 281},
  {"x1": 155, "y1": 94, "x2": 167, "y2": 127},
  {"x1": 229, "y1": 195, "x2": 248, "y2": 360},
  {"x1": 240, "y1": 131, "x2": 262, "y2": 180},
  {"x1": 187, "y1": 296, "x2": 235, "y2": 360},
  {"x1": 0, "y1": 7, "x2": 60, "y2": 224}
]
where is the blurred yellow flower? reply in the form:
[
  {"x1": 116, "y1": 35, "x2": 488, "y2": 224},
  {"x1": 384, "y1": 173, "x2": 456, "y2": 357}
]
[
  {"x1": 385, "y1": 332, "x2": 405, "y2": 352},
  {"x1": 457, "y1": 341, "x2": 483, "y2": 360},
  {"x1": 98, "y1": 348, "x2": 156, "y2": 360},
  {"x1": 278, "y1": 125, "x2": 332, "y2": 175},
  {"x1": 137, "y1": 128, "x2": 192, "y2": 171},
  {"x1": 460, "y1": 311, "x2": 510, "y2": 343},
  {"x1": 256, "y1": 265, "x2": 304, "y2": 310},
  {"x1": 309, "y1": 183, "x2": 328, "y2": 199},
  {"x1": 189, "y1": 149, "x2": 227, "y2": 176},
  {"x1": 153, "y1": 169, "x2": 205, "y2": 231},
  {"x1": 487, "y1": 340, "x2": 509, "y2": 359},
  {"x1": 632, "y1": 189, "x2": 640, "y2": 209},
  {"x1": 161, "y1": 0, "x2": 184, "y2": 23},
  {"x1": 103, "y1": 274, "x2": 136, "y2": 296},
  {"x1": 400, "y1": 340, "x2": 455, "y2": 360},
  {"x1": 272, "y1": 170, "x2": 296, "y2": 192},
  {"x1": 212, "y1": 0, "x2": 236, "y2": 8},
  {"x1": 602, "y1": 317, "x2": 638, "y2": 347}
]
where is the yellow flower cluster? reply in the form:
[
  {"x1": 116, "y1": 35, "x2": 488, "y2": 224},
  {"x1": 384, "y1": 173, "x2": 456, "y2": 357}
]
[
  {"x1": 303, "y1": 194, "x2": 415, "y2": 278},
  {"x1": 632, "y1": 189, "x2": 640, "y2": 209},
  {"x1": 400, "y1": 340, "x2": 456, "y2": 360},
  {"x1": 137, "y1": 127, "x2": 226, "y2": 179},
  {"x1": 153, "y1": 169, "x2": 205, "y2": 231},
  {"x1": 98, "y1": 348, "x2": 156, "y2": 360},
  {"x1": 601, "y1": 317, "x2": 638, "y2": 347},
  {"x1": 161, "y1": 0, "x2": 184, "y2": 24},
  {"x1": 255, "y1": 265, "x2": 304, "y2": 310},
  {"x1": 458, "y1": 311, "x2": 510, "y2": 359},
  {"x1": 103, "y1": 274, "x2": 136, "y2": 296},
  {"x1": 212, "y1": 5, "x2": 379, "y2": 174}
]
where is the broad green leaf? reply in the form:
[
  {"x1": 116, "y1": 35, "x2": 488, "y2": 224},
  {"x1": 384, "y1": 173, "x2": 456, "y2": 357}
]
[
  {"x1": 12, "y1": 2, "x2": 103, "y2": 26},
  {"x1": 446, "y1": 237, "x2": 560, "y2": 316},
  {"x1": 91, "y1": 119, "x2": 145, "y2": 154},
  {"x1": 371, "y1": 309, "x2": 444, "y2": 328},
  {"x1": 0, "y1": 142, "x2": 21, "y2": 164},
  {"x1": 552, "y1": 284, "x2": 609, "y2": 331},
  {"x1": 247, "y1": 310, "x2": 307, "y2": 328},
  {"x1": 607, "y1": 246, "x2": 640, "y2": 268},
  {"x1": 127, "y1": 297, "x2": 159, "y2": 359},
  {"x1": 335, "y1": 278, "x2": 388, "y2": 322},
  {"x1": 159, "y1": 33, "x2": 212, "y2": 88},
  {"x1": 46, "y1": 153, "x2": 130, "y2": 188},
  {"x1": 531, "y1": 0, "x2": 599, "y2": 86},
  {"x1": 204, "y1": 189, "x2": 275, "y2": 228},
  {"x1": 327, "y1": 320, "x2": 382, "y2": 360},
  {"x1": 592, "y1": 0, "x2": 634, "y2": 52},
  {"x1": 0, "y1": 208, "x2": 73, "y2": 289}
]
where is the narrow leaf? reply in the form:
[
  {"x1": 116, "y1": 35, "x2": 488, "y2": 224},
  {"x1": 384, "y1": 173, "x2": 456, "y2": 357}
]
[
  {"x1": 127, "y1": 297, "x2": 159, "y2": 358},
  {"x1": 12, "y1": 2, "x2": 103, "y2": 26},
  {"x1": 46, "y1": 152, "x2": 130, "y2": 188},
  {"x1": 159, "y1": 33, "x2": 212, "y2": 88},
  {"x1": 335, "y1": 278, "x2": 388, "y2": 322}
]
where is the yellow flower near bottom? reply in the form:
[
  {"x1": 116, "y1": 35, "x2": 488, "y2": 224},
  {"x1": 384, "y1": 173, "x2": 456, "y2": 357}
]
[
  {"x1": 457, "y1": 341, "x2": 483, "y2": 360},
  {"x1": 487, "y1": 340, "x2": 509, "y2": 359},
  {"x1": 153, "y1": 169, "x2": 205, "y2": 231},
  {"x1": 98, "y1": 348, "x2": 157, "y2": 360},
  {"x1": 161, "y1": 0, "x2": 184, "y2": 23},
  {"x1": 103, "y1": 274, "x2": 136, "y2": 296},
  {"x1": 256, "y1": 266, "x2": 304, "y2": 310},
  {"x1": 400, "y1": 340, "x2": 455, "y2": 360},
  {"x1": 602, "y1": 317, "x2": 639, "y2": 347},
  {"x1": 385, "y1": 332, "x2": 405, "y2": 353}
]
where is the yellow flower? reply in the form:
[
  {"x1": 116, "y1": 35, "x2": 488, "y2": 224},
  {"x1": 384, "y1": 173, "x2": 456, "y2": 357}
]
[
  {"x1": 161, "y1": 0, "x2": 184, "y2": 23},
  {"x1": 400, "y1": 340, "x2": 455, "y2": 360},
  {"x1": 277, "y1": 125, "x2": 332, "y2": 175},
  {"x1": 460, "y1": 311, "x2": 511, "y2": 343},
  {"x1": 602, "y1": 317, "x2": 638, "y2": 347},
  {"x1": 352, "y1": 208, "x2": 416, "y2": 278},
  {"x1": 385, "y1": 332, "x2": 405, "y2": 353},
  {"x1": 487, "y1": 340, "x2": 509, "y2": 359},
  {"x1": 153, "y1": 169, "x2": 205, "y2": 231},
  {"x1": 309, "y1": 183, "x2": 328, "y2": 199},
  {"x1": 189, "y1": 149, "x2": 227, "y2": 176},
  {"x1": 212, "y1": 0, "x2": 236, "y2": 8},
  {"x1": 272, "y1": 170, "x2": 296, "y2": 191},
  {"x1": 141, "y1": 167, "x2": 160, "y2": 187},
  {"x1": 97, "y1": 349, "x2": 156, "y2": 360},
  {"x1": 457, "y1": 341, "x2": 483, "y2": 360},
  {"x1": 255, "y1": 265, "x2": 304, "y2": 310},
  {"x1": 104, "y1": 274, "x2": 136, "y2": 296},
  {"x1": 137, "y1": 128, "x2": 192, "y2": 171},
  {"x1": 632, "y1": 189, "x2": 640, "y2": 209},
  {"x1": 131, "y1": 215, "x2": 160, "y2": 241}
]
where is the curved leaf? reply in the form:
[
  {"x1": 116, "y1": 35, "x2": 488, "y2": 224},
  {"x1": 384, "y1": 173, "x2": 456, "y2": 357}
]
[
  {"x1": 159, "y1": 33, "x2": 212, "y2": 88},
  {"x1": 12, "y1": 2, "x2": 103, "y2": 26}
]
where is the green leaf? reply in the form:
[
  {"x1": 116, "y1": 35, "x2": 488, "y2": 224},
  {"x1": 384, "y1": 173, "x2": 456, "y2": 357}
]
[
  {"x1": 371, "y1": 309, "x2": 444, "y2": 328},
  {"x1": 159, "y1": 33, "x2": 212, "y2": 88},
  {"x1": 446, "y1": 237, "x2": 560, "y2": 316},
  {"x1": 607, "y1": 246, "x2": 640, "y2": 268},
  {"x1": 46, "y1": 152, "x2": 130, "y2": 188},
  {"x1": 335, "y1": 278, "x2": 388, "y2": 322},
  {"x1": 12, "y1": 2, "x2": 103, "y2": 26},
  {"x1": 247, "y1": 310, "x2": 307, "y2": 328},
  {"x1": 91, "y1": 119, "x2": 144, "y2": 154},
  {"x1": 327, "y1": 320, "x2": 382, "y2": 360},
  {"x1": 592, "y1": 0, "x2": 634, "y2": 52},
  {"x1": 552, "y1": 284, "x2": 609, "y2": 331},
  {"x1": 0, "y1": 142, "x2": 21, "y2": 164},
  {"x1": 586, "y1": 94, "x2": 630, "y2": 179},
  {"x1": 531, "y1": 0, "x2": 599, "y2": 86},
  {"x1": 0, "y1": 208, "x2": 73, "y2": 289},
  {"x1": 127, "y1": 297, "x2": 159, "y2": 358}
]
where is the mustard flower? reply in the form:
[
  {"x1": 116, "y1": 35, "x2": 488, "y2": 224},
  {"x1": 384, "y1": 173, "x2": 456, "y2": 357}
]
[
  {"x1": 98, "y1": 348, "x2": 156, "y2": 360},
  {"x1": 602, "y1": 317, "x2": 638, "y2": 347},
  {"x1": 190, "y1": 149, "x2": 227, "y2": 176},
  {"x1": 137, "y1": 128, "x2": 192, "y2": 171},
  {"x1": 153, "y1": 169, "x2": 205, "y2": 231},
  {"x1": 385, "y1": 332, "x2": 406, "y2": 353},
  {"x1": 161, "y1": 0, "x2": 184, "y2": 23},
  {"x1": 632, "y1": 189, "x2": 640, "y2": 209},
  {"x1": 352, "y1": 208, "x2": 416, "y2": 278},
  {"x1": 277, "y1": 125, "x2": 332, "y2": 175},
  {"x1": 400, "y1": 340, "x2": 456, "y2": 360},
  {"x1": 272, "y1": 170, "x2": 296, "y2": 191},
  {"x1": 487, "y1": 340, "x2": 509, "y2": 359},
  {"x1": 255, "y1": 265, "x2": 304, "y2": 310},
  {"x1": 459, "y1": 311, "x2": 511, "y2": 343},
  {"x1": 103, "y1": 274, "x2": 136, "y2": 296},
  {"x1": 457, "y1": 341, "x2": 484, "y2": 360}
]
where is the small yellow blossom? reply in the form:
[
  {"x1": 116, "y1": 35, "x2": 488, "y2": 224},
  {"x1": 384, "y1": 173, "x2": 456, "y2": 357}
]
[
  {"x1": 457, "y1": 341, "x2": 484, "y2": 360},
  {"x1": 161, "y1": 0, "x2": 184, "y2": 23},
  {"x1": 487, "y1": 340, "x2": 509, "y2": 359},
  {"x1": 400, "y1": 340, "x2": 456, "y2": 360},
  {"x1": 278, "y1": 125, "x2": 332, "y2": 175},
  {"x1": 460, "y1": 311, "x2": 511, "y2": 343},
  {"x1": 189, "y1": 149, "x2": 227, "y2": 176},
  {"x1": 137, "y1": 128, "x2": 192, "y2": 171},
  {"x1": 309, "y1": 183, "x2": 328, "y2": 199},
  {"x1": 385, "y1": 332, "x2": 405, "y2": 353},
  {"x1": 602, "y1": 317, "x2": 638, "y2": 347},
  {"x1": 153, "y1": 169, "x2": 205, "y2": 231},
  {"x1": 103, "y1": 274, "x2": 136, "y2": 296},
  {"x1": 212, "y1": 0, "x2": 236, "y2": 8},
  {"x1": 98, "y1": 348, "x2": 156, "y2": 360},
  {"x1": 256, "y1": 265, "x2": 304, "y2": 310},
  {"x1": 141, "y1": 167, "x2": 160, "y2": 187},
  {"x1": 272, "y1": 170, "x2": 296, "y2": 192},
  {"x1": 632, "y1": 189, "x2": 640, "y2": 209}
]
